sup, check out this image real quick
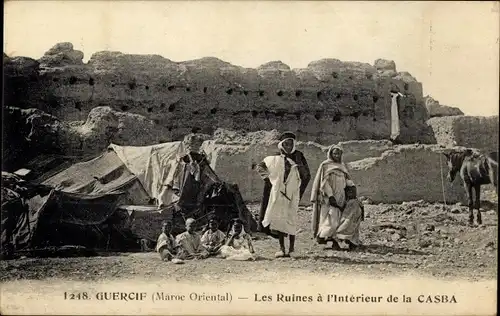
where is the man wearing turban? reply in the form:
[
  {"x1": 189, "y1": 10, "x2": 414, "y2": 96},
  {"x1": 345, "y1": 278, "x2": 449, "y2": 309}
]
[{"x1": 255, "y1": 131, "x2": 311, "y2": 258}]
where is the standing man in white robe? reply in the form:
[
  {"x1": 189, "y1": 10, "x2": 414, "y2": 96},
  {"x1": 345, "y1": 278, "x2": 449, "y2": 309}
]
[{"x1": 255, "y1": 132, "x2": 310, "y2": 258}]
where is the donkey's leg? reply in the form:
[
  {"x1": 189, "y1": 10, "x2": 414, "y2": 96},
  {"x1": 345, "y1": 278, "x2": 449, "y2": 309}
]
[
  {"x1": 466, "y1": 183, "x2": 474, "y2": 226},
  {"x1": 474, "y1": 184, "x2": 482, "y2": 225}
]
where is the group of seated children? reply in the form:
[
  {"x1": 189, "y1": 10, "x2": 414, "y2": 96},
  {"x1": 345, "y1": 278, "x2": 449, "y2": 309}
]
[{"x1": 156, "y1": 217, "x2": 256, "y2": 264}]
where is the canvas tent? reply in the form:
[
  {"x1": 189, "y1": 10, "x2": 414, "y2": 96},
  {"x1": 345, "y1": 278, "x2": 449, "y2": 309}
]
[
  {"x1": 39, "y1": 141, "x2": 257, "y2": 241},
  {"x1": 1, "y1": 172, "x2": 138, "y2": 259}
]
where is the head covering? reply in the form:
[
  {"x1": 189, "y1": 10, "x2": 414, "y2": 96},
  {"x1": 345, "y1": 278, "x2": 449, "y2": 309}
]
[
  {"x1": 327, "y1": 144, "x2": 343, "y2": 161},
  {"x1": 230, "y1": 218, "x2": 247, "y2": 237},
  {"x1": 279, "y1": 131, "x2": 296, "y2": 141},
  {"x1": 182, "y1": 133, "x2": 211, "y2": 154},
  {"x1": 346, "y1": 180, "x2": 355, "y2": 187},
  {"x1": 185, "y1": 218, "x2": 196, "y2": 225},
  {"x1": 278, "y1": 132, "x2": 297, "y2": 155}
]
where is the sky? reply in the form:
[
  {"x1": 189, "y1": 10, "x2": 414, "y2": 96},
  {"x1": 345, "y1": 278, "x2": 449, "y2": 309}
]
[{"x1": 4, "y1": 1, "x2": 499, "y2": 116}]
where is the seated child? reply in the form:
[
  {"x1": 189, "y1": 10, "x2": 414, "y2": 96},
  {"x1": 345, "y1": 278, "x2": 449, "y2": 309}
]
[
  {"x1": 175, "y1": 218, "x2": 209, "y2": 260},
  {"x1": 219, "y1": 219, "x2": 256, "y2": 261},
  {"x1": 156, "y1": 221, "x2": 184, "y2": 264},
  {"x1": 337, "y1": 185, "x2": 364, "y2": 250},
  {"x1": 200, "y1": 218, "x2": 226, "y2": 256}
]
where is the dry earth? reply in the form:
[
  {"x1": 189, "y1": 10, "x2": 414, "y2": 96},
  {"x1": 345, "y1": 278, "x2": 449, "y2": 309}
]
[{"x1": 1, "y1": 196, "x2": 497, "y2": 283}]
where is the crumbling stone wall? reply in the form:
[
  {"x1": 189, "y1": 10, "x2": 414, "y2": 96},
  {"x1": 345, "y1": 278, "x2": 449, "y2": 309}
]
[
  {"x1": 424, "y1": 95, "x2": 464, "y2": 117},
  {"x1": 4, "y1": 42, "x2": 436, "y2": 146},
  {"x1": 427, "y1": 116, "x2": 499, "y2": 153},
  {"x1": 347, "y1": 145, "x2": 465, "y2": 204},
  {"x1": 2, "y1": 107, "x2": 64, "y2": 170},
  {"x1": 2, "y1": 106, "x2": 169, "y2": 170}
]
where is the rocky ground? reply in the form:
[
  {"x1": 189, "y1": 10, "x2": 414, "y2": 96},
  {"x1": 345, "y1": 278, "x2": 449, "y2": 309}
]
[{"x1": 1, "y1": 194, "x2": 497, "y2": 283}]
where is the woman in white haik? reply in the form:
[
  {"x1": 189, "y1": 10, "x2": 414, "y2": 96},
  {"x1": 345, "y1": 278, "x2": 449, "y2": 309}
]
[
  {"x1": 310, "y1": 144, "x2": 362, "y2": 250},
  {"x1": 256, "y1": 132, "x2": 310, "y2": 258}
]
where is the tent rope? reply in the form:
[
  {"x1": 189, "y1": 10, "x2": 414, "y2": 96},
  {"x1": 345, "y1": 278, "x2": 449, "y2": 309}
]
[{"x1": 439, "y1": 153, "x2": 447, "y2": 207}]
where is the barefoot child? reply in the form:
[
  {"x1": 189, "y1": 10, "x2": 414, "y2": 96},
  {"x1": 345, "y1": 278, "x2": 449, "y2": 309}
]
[
  {"x1": 336, "y1": 184, "x2": 364, "y2": 250},
  {"x1": 219, "y1": 219, "x2": 256, "y2": 261},
  {"x1": 200, "y1": 218, "x2": 226, "y2": 256},
  {"x1": 156, "y1": 221, "x2": 183, "y2": 263},
  {"x1": 175, "y1": 218, "x2": 209, "y2": 260}
]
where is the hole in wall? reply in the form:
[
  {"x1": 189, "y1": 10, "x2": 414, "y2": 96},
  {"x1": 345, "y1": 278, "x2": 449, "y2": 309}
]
[
  {"x1": 366, "y1": 73, "x2": 373, "y2": 80},
  {"x1": 186, "y1": 87, "x2": 191, "y2": 92},
  {"x1": 52, "y1": 77, "x2": 59, "y2": 82},
  {"x1": 226, "y1": 88, "x2": 233, "y2": 95},
  {"x1": 353, "y1": 94, "x2": 359, "y2": 101},
  {"x1": 404, "y1": 83, "x2": 409, "y2": 90},
  {"x1": 147, "y1": 107, "x2": 153, "y2": 113},
  {"x1": 251, "y1": 110, "x2": 258, "y2": 118},
  {"x1": 191, "y1": 127, "x2": 201, "y2": 133},
  {"x1": 317, "y1": 91, "x2": 322, "y2": 99},
  {"x1": 160, "y1": 103, "x2": 166, "y2": 108},
  {"x1": 243, "y1": 90, "x2": 249, "y2": 96},
  {"x1": 259, "y1": 90, "x2": 265, "y2": 97},
  {"x1": 69, "y1": 76, "x2": 77, "y2": 85},
  {"x1": 145, "y1": 85, "x2": 149, "y2": 90},
  {"x1": 168, "y1": 104, "x2": 176, "y2": 112},
  {"x1": 336, "y1": 93, "x2": 341, "y2": 100},
  {"x1": 203, "y1": 87, "x2": 208, "y2": 93},
  {"x1": 128, "y1": 81, "x2": 136, "y2": 90},
  {"x1": 332, "y1": 72, "x2": 338, "y2": 79},
  {"x1": 348, "y1": 75, "x2": 353, "y2": 80},
  {"x1": 111, "y1": 83, "x2": 115, "y2": 87},
  {"x1": 74, "y1": 101, "x2": 82, "y2": 111},
  {"x1": 295, "y1": 112, "x2": 302, "y2": 119},
  {"x1": 121, "y1": 105, "x2": 130, "y2": 112},
  {"x1": 314, "y1": 112, "x2": 322, "y2": 120},
  {"x1": 210, "y1": 108, "x2": 217, "y2": 114},
  {"x1": 275, "y1": 110, "x2": 286, "y2": 118},
  {"x1": 167, "y1": 85, "x2": 175, "y2": 91},
  {"x1": 167, "y1": 126, "x2": 173, "y2": 132},
  {"x1": 89, "y1": 77, "x2": 95, "y2": 86},
  {"x1": 277, "y1": 90, "x2": 284, "y2": 97},
  {"x1": 332, "y1": 112, "x2": 341, "y2": 122},
  {"x1": 373, "y1": 95, "x2": 379, "y2": 103},
  {"x1": 351, "y1": 111, "x2": 361, "y2": 118},
  {"x1": 153, "y1": 119, "x2": 159, "y2": 124},
  {"x1": 295, "y1": 90, "x2": 302, "y2": 97},
  {"x1": 193, "y1": 110, "x2": 199, "y2": 115}
]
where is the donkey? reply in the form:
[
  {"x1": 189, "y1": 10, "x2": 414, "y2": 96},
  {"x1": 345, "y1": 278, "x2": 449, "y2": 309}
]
[{"x1": 443, "y1": 149, "x2": 498, "y2": 226}]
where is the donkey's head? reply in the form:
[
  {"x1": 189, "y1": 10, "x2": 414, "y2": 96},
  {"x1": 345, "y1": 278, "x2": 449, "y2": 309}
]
[{"x1": 443, "y1": 149, "x2": 473, "y2": 182}]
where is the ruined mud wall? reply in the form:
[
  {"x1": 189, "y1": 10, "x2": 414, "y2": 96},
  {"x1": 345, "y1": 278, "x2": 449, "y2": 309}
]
[
  {"x1": 427, "y1": 116, "x2": 499, "y2": 153},
  {"x1": 347, "y1": 145, "x2": 465, "y2": 204},
  {"x1": 424, "y1": 95, "x2": 464, "y2": 117},
  {"x1": 4, "y1": 43, "x2": 436, "y2": 146}
]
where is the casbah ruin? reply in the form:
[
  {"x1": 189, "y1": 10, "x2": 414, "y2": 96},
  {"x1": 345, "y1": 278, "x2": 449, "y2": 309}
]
[{"x1": 3, "y1": 42, "x2": 499, "y2": 204}]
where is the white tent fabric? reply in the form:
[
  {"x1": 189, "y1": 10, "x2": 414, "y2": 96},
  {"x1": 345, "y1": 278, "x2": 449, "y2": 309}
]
[{"x1": 109, "y1": 141, "x2": 189, "y2": 207}]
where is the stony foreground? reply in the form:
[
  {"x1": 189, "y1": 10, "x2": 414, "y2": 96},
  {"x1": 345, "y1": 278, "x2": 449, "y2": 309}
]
[{"x1": 1, "y1": 200, "x2": 497, "y2": 283}]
